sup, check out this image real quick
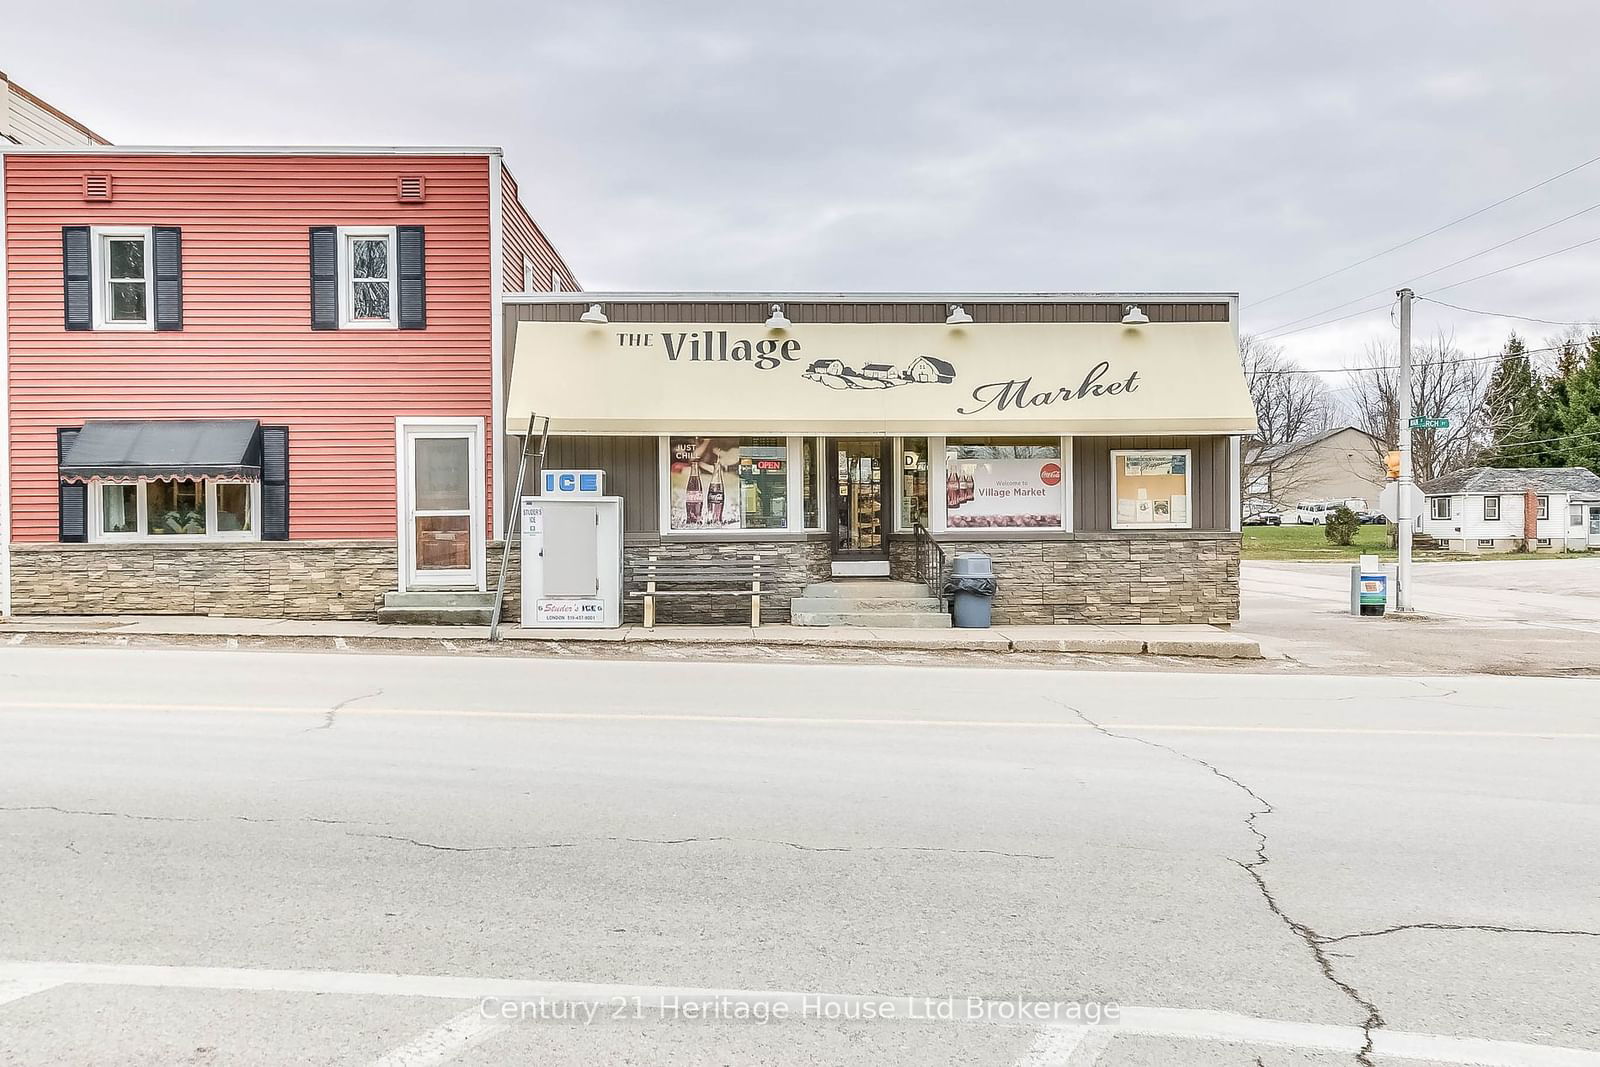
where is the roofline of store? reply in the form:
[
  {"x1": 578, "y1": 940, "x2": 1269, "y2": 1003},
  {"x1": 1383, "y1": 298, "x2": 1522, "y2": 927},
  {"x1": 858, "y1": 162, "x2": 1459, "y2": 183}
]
[
  {"x1": 504, "y1": 291, "x2": 1240, "y2": 304},
  {"x1": 0, "y1": 145, "x2": 502, "y2": 156}
]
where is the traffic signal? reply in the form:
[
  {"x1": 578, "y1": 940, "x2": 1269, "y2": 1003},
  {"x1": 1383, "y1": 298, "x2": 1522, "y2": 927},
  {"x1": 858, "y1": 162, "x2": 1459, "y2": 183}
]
[{"x1": 1385, "y1": 450, "x2": 1401, "y2": 480}]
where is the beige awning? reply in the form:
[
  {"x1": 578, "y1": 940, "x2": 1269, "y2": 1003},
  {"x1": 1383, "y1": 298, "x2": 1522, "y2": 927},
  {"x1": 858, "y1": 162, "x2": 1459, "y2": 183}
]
[{"x1": 507, "y1": 320, "x2": 1258, "y2": 436}]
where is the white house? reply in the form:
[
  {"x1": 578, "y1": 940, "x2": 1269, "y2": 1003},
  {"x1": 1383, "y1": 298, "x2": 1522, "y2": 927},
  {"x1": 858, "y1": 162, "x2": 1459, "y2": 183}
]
[{"x1": 1419, "y1": 467, "x2": 1600, "y2": 553}]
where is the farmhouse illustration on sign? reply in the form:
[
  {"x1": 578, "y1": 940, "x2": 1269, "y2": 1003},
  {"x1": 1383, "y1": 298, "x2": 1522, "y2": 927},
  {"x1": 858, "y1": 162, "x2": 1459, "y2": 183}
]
[{"x1": 802, "y1": 354, "x2": 957, "y2": 390}]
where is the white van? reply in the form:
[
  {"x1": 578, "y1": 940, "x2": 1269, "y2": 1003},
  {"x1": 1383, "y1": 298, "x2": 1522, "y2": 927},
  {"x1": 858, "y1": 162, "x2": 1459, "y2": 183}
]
[{"x1": 1293, "y1": 499, "x2": 1364, "y2": 525}]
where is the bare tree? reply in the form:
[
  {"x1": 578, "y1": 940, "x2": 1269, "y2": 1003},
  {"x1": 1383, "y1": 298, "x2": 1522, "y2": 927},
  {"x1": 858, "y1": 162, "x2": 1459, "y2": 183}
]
[
  {"x1": 1239, "y1": 335, "x2": 1334, "y2": 513},
  {"x1": 1339, "y1": 331, "x2": 1491, "y2": 483}
]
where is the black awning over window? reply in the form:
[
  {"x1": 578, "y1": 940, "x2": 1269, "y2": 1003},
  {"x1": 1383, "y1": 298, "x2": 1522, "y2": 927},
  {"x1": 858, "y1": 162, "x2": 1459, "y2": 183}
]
[{"x1": 59, "y1": 419, "x2": 263, "y2": 482}]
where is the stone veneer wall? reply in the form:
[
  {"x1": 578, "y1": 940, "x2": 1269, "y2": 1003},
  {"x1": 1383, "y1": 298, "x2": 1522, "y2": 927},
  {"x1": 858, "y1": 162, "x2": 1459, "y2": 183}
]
[
  {"x1": 622, "y1": 538, "x2": 833, "y2": 624},
  {"x1": 8, "y1": 534, "x2": 1237, "y2": 625},
  {"x1": 8, "y1": 541, "x2": 401, "y2": 618},
  {"x1": 888, "y1": 533, "x2": 1240, "y2": 625}
]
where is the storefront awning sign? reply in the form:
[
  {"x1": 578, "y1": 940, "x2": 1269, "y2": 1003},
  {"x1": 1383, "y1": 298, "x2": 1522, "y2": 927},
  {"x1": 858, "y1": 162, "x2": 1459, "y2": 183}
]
[{"x1": 508, "y1": 321, "x2": 1259, "y2": 435}]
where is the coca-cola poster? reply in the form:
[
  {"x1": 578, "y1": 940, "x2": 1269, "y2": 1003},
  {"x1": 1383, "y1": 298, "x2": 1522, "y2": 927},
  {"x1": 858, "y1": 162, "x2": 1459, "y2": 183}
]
[
  {"x1": 669, "y1": 437, "x2": 743, "y2": 529},
  {"x1": 945, "y1": 457, "x2": 1064, "y2": 529}
]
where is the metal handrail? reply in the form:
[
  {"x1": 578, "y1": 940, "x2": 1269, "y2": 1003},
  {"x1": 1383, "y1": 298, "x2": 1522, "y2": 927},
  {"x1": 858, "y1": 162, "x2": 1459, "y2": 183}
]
[{"x1": 912, "y1": 521, "x2": 948, "y2": 612}]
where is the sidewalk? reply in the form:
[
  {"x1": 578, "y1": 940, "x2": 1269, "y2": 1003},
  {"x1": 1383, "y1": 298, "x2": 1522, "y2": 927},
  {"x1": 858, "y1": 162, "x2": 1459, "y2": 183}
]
[{"x1": 0, "y1": 615, "x2": 1262, "y2": 659}]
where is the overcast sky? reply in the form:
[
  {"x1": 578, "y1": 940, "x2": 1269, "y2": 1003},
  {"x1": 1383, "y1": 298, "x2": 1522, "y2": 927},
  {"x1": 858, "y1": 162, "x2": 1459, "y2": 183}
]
[{"x1": 9, "y1": 1, "x2": 1600, "y2": 377}]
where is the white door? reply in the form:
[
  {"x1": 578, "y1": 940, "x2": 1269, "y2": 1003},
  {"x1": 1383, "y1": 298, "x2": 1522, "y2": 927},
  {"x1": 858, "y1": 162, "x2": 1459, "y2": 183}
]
[{"x1": 400, "y1": 422, "x2": 484, "y2": 590}]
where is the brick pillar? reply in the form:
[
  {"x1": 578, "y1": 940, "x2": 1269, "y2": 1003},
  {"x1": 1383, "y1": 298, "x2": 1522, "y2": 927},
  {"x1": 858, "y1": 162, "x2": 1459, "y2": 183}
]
[{"x1": 1525, "y1": 490, "x2": 1539, "y2": 541}]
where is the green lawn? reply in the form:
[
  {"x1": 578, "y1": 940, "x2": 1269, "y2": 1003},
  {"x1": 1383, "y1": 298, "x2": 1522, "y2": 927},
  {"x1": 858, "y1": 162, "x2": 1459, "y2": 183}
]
[
  {"x1": 1241, "y1": 523, "x2": 1396, "y2": 561},
  {"x1": 1240, "y1": 523, "x2": 1588, "y2": 562}
]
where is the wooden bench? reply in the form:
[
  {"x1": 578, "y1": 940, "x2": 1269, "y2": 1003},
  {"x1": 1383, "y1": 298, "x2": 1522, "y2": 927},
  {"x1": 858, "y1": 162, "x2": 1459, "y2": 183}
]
[{"x1": 628, "y1": 554, "x2": 768, "y2": 628}]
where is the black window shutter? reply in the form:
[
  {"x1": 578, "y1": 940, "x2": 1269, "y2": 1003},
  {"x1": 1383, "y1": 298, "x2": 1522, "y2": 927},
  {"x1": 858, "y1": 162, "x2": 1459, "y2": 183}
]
[
  {"x1": 309, "y1": 227, "x2": 338, "y2": 329},
  {"x1": 57, "y1": 427, "x2": 87, "y2": 542},
  {"x1": 261, "y1": 426, "x2": 290, "y2": 541},
  {"x1": 62, "y1": 227, "x2": 92, "y2": 330},
  {"x1": 397, "y1": 226, "x2": 426, "y2": 329},
  {"x1": 153, "y1": 226, "x2": 183, "y2": 331}
]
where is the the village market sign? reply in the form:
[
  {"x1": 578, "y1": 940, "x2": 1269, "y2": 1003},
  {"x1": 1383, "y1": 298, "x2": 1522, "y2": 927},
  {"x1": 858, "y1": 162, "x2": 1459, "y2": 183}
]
[
  {"x1": 623, "y1": 328, "x2": 1143, "y2": 417},
  {"x1": 507, "y1": 320, "x2": 1257, "y2": 435}
]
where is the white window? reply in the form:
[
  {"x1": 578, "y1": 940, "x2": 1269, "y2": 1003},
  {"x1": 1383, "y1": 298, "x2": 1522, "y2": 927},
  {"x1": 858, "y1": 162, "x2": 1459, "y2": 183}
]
[
  {"x1": 1537, "y1": 538, "x2": 1552, "y2": 547},
  {"x1": 522, "y1": 255, "x2": 536, "y2": 292},
  {"x1": 1483, "y1": 496, "x2": 1499, "y2": 521},
  {"x1": 1477, "y1": 539, "x2": 1495, "y2": 548},
  {"x1": 90, "y1": 226, "x2": 153, "y2": 330},
  {"x1": 1571, "y1": 504, "x2": 1585, "y2": 527},
  {"x1": 550, "y1": 269, "x2": 562, "y2": 293},
  {"x1": 91, "y1": 479, "x2": 259, "y2": 542},
  {"x1": 337, "y1": 226, "x2": 397, "y2": 328},
  {"x1": 948, "y1": 437, "x2": 1066, "y2": 530},
  {"x1": 663, "y1": 437, "x2": 789, "y2": 532},
  {"x1": 1536, "y1": 495, "x2": 1550, "y2": 520},
  {"x1": 1111, "y1": 449, "x2": 1192, "y2": 530},
  {"x1": 1429, "y1": 496, "x2": 1451, "y2": 520}
]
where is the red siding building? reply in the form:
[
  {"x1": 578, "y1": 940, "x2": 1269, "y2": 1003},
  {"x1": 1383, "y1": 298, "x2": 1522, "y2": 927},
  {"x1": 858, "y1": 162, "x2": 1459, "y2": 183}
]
[{"x1": 0, "y1": 146, "x2": 578, "y2": 618}]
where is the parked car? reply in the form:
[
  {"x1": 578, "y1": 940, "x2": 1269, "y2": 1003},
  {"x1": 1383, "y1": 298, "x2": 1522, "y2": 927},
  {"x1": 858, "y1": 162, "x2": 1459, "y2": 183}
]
[
  {"x1": 1357, "y1": 511, "x2": 1387, "y2": 525},
  {"x1": 1293, "y1": 499, "x2": 1365, "y2": 525},
  {"x1": 1243, "y1": 511, "x2": 1282, "y2": 526}
]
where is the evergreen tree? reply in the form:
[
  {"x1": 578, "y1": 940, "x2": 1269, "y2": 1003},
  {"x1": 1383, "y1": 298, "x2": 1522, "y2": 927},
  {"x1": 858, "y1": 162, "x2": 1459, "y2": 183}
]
[
  {"x1": 1483, "y1": 333, "x2": 1542, "y2": 465},
  {"x1": 1527, "y1": 333, "x2": 1600, "y2": 470}
]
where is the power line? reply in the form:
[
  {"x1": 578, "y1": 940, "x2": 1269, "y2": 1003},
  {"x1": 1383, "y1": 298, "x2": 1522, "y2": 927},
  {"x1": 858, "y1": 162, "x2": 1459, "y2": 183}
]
[
  {"x1": 1254, "y1": 341, "x2": 1575, "y2": 376},
  {"x1": 1481, "y1": 427, "x2": 1600, "y2": 453},
  {"x1": 1425, "y1": 232, "x2": 1600, "y2": 296},
  {"x1": 1244, "y1": 148, "x2": 1600, "y2": 310},
  {"x1": 1254, "y1": 301, "x2": 1395, "y2": 341},
  {"x1": 1418, "y1": 298, "x2": 1600, "y2": 328},
  {"x1": 1252, "y1": 199, "x2": 1600, "y2": 338}
]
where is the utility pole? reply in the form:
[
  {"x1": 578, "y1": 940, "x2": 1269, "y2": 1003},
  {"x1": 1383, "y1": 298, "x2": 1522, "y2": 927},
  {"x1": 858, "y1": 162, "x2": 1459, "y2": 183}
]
[{"x1": 1395, "y1": 288, "x2": 1415, "y2": 612}]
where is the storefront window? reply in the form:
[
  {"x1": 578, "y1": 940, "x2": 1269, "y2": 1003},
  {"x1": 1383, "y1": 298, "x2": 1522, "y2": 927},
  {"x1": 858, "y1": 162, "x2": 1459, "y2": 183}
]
[
  {"x1": 944, "y1": 437, "x2": 1064, "y2": 529},
  {"x1": 101, "y1": 484, "x2": 138, "y2": 534},
  {"x1": 147, "y1": 479, "x2": 207, "y2": 536},
  {"x1": 1111, "y1": 449, "x2": 1192, "y2": 529},
  {"x1": 668, "y1": 437, "x2": 788, "y2": 531},
  {"x1": 217, "y1": 482, "x2": 253, "y2": 533},
  {"x1": 900, "y1": 438, "x2": 929, "y2": 529}
]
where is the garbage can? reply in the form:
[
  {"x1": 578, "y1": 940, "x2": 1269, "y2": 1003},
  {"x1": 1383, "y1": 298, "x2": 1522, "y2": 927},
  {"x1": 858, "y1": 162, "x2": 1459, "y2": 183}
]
[{"x1": 945, "y1": 553, "x2": 997, "y2": 628}]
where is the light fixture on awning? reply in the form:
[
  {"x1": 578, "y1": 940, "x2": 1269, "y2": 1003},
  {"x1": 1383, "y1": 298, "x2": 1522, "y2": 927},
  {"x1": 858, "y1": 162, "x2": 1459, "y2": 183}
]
[
  {"x1": 765, "y1": 303, "x2": 792, "y2": 329},
  {"x1": 1121, "y1": 305, "x2": 1150, "y2": 325},
  {"x1": 946, "y1": 304, "x2": 974, "y2": 325},
  {"x1": 579, "y1": 303, "x2": 609, "y2": 324}
]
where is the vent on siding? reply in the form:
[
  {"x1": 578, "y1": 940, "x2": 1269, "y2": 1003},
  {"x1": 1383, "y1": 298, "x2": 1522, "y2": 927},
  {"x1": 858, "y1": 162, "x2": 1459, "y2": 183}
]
[
  {"x1": 83, "y1": 174, "x2": 113, "y2": 201},
  {"x1": 397, "y1": 175, "x2": 426, "y2": 203}
]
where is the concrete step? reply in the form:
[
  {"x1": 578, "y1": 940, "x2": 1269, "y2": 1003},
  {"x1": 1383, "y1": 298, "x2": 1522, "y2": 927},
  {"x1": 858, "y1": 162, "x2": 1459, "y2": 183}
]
[
  {"x1": 800, "y1": 580, "x2": 931, "y2": 599},
  {"x1": 376, "y1": 606, "x2": 493, "y2": 626},
  {"x1": 790, "y1": 596, "x2": 943, "y2": 614},
  {"x1": 791, "y1": 610, "x2": 951, "y2": 628},
  {"x1": 382, "y1": 591, "x2": 495, "y2": 609}
]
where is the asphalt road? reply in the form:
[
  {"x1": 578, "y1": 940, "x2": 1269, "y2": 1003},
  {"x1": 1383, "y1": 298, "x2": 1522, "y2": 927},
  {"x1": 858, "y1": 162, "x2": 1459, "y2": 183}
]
[
  {"x1": 1, "y1": 644, "x2": 1598, "y2": 1066},
  {"x1": 1237, "y1": 558, "x2": 1600, "y2": 675}
]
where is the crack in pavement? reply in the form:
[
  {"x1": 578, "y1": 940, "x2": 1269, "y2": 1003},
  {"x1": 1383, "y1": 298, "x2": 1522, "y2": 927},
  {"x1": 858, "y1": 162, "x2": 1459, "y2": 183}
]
[
  {"x1": 1317, "y1": 922, "x2": 1600, "y2": 945},
  {"x1": 310, "y1": 688, "x2": 385, "y2": 732},
  {"x1": 346, "y1": 831, "x2": 1056, "y2": 861},
  {"x1": 1046, "y1": 696, "x2": 1386, "y2": 1067}
]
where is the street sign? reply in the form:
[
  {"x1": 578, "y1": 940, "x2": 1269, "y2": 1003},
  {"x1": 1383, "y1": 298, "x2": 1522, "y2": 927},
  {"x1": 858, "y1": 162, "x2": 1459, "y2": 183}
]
[{"x1": 1409, "y1": 417, "x2": 1449, "y2": 430}]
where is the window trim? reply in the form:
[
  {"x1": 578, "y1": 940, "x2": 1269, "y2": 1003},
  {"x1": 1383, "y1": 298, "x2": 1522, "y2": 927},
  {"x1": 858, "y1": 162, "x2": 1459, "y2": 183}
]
[
  {"x1": 89, "y1": 478, "x2": 261, "y2": 543},
  {"x1": 1570, "y1": 503, "x2": 1585, "y2": 527},
  {"x1": 1110, "y1": 447, "x2": 1194, "y2": 531},
  {"x1": 1476, "y1": 538, "x2": 1496, "y2": 548},
  {"x1": 336, "y1": 225, "x2": 398, "y2": 329},
  {"x1": 522, "y1": 254, "x2": 536, "y2": 292},
  {"x1": 89, "y1": 225, "x2": 154, "y2": 331},
  {"x1": 1429, "y1": 496, "x2": 1451, "y2": 521},
  {"x1": 1482, "y1": 495, "x2": 1499, "y2": 522},
  {"x1": 1536, "y1": 495, "x2": 1550, "y2": 521}
]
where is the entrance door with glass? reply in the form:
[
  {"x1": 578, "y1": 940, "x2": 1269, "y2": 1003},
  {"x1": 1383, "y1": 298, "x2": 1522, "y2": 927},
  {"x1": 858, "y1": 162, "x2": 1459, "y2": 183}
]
[
  {"x1": 829, "y1": 438, "x2": 890, "y2": 562},
  {"x1": 400, "y1": 421, "x2": 483, "y2": 590}
]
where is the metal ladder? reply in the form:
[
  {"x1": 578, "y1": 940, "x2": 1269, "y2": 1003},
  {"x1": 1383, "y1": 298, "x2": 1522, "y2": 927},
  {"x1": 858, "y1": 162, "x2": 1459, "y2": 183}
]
[{"x1": 488, "y1": 413, "x2": 550, "y2": 641}]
